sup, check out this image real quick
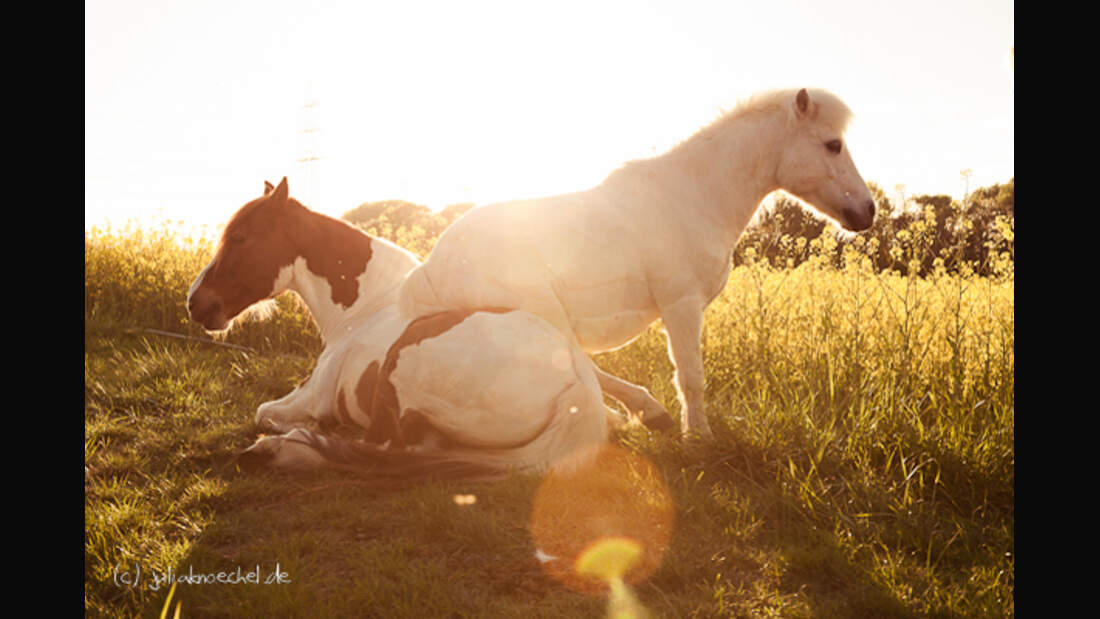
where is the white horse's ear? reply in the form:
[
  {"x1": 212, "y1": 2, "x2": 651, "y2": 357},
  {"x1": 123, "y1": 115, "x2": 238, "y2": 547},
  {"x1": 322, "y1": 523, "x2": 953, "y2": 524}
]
[{"x1": 795, "y1": 88, "x2": 811, "y2": 117}]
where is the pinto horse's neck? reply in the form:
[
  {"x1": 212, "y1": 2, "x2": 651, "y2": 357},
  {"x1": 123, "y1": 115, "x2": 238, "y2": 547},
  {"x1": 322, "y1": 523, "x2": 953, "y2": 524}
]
[{"x1": 279, "y1": 205, "x2": 420, "y2": 341}]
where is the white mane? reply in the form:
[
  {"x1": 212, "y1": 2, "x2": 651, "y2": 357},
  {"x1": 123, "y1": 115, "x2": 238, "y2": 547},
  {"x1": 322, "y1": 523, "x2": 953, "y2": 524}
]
[{"x1": 676, "y1": 88, "x2": 854, "y2": 153}]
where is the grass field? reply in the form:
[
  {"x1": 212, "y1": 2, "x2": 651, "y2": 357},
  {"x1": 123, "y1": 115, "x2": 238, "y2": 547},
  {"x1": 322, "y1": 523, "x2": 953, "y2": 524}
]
[{"x1": 84, "y1": 220, "x2": 1013, "y2": 618}]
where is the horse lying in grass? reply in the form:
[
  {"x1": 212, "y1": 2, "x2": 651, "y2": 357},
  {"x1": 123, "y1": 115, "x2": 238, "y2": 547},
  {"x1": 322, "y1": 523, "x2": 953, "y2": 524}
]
[
  {"x1": 187, "y1": 178, "x2": 609, "y2": 479},
  {"x1": 399, "y1": 88, "x2": 877, "y2": 438}
]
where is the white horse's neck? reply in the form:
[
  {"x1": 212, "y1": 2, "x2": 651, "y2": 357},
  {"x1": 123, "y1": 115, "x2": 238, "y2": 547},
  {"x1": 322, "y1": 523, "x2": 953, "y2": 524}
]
[{"x1": 617, "y1": 110, "x2": 786, "y2": 248}]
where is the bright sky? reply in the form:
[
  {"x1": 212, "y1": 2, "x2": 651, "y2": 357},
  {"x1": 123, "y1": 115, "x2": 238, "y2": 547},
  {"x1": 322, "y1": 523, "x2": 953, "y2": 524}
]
[{"x1": 85, "y1": 0, "x2": 1013, "y2": 233}]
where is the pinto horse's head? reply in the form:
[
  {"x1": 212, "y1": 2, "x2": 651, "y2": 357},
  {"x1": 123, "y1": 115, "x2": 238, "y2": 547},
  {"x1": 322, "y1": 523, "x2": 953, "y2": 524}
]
[
  {"x1": 774, "y1": 88, "x2": 876, "y2": 232},
  {"x1": 187, "y1": 178, "x2": 299, "y2": 332}
]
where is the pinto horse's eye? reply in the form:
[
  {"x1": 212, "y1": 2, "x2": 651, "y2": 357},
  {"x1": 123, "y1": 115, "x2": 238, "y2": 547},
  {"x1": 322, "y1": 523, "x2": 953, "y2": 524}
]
[
  {"x1": 229, "y1": 233, "x2": 246, "y2": 245},
  {"x1": 825, "y1": 139, "x2": 843, "y2": 154}
]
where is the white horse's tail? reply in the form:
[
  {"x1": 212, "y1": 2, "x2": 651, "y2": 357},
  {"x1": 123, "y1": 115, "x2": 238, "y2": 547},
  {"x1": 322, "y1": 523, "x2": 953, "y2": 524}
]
[{"x1": 242, "y1": 378, "x2": 609, "y2": 483}]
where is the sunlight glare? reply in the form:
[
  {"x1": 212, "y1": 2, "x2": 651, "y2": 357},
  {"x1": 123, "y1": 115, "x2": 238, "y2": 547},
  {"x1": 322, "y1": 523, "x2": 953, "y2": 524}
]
[
  {"x1": 86, "y1": 1, "x2": 1013, "y2": 233},
  {"x1": 529, "y1": 445, "x2": 673, "y2": 594}
]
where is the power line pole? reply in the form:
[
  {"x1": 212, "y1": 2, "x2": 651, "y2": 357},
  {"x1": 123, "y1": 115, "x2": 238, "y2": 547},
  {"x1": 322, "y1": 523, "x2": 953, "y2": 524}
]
[{"x1": 296, "y1": 84, "x2": 322, "y2": 206}]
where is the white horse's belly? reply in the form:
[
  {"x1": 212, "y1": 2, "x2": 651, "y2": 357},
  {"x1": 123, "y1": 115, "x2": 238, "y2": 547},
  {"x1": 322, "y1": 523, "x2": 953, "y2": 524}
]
[
  {"x1": 553, "y1": 271, "x2": 660, "y2": 352},
  {"x1": 388, "y1": 311, "x2": 579, "y2": 448},
  {"x1": 570, "y1": 309, "x2": 659, "y2": 352},
  {"x1": 404, "y1": 197, "x2": 665, "y2": 352}
]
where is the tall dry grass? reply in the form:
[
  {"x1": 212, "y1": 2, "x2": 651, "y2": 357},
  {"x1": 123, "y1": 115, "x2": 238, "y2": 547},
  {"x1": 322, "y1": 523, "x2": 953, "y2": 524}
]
[{"x1": 84, "y1": 220, "x2": 322, "y2": 355}]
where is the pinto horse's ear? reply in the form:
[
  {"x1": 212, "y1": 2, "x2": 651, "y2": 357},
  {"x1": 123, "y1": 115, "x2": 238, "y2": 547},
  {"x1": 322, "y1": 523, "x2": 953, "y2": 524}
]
[
  {"x1": 795, "y1": 88, "x2": 812, "y2": 118},
  {"x1": 267, "y1": 177, "x2": 289, "y2": 207}
]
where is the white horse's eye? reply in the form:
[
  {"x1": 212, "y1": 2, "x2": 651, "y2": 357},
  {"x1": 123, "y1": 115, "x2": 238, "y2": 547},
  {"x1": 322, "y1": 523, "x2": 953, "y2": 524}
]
[{"x1": 825, "y1": 139, "x2": 843, "y2": 154}]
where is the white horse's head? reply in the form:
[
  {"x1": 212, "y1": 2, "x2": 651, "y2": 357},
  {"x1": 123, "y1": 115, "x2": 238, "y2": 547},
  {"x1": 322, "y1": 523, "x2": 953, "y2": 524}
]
[{"x1": 774, "y1": 88, "x2": 876, "y2": 231}]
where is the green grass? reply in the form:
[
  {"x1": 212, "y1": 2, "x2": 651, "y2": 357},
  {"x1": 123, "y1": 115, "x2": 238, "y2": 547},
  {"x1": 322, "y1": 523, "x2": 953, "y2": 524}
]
[{"x1": 85, "y1": 222, "x2": 1013, "y2": 618}]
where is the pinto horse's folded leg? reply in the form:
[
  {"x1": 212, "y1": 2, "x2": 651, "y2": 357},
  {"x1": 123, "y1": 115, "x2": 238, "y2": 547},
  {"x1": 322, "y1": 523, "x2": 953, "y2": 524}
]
[
  {"x1": 254, "y1": 368, "x2": 340, "y2": 433},
  {"x1": 239, "y1": 429, "x2": 329, "y2": 471},
  {"x1": 255, "y1": 392, "x2": 324, "y2": 433}
]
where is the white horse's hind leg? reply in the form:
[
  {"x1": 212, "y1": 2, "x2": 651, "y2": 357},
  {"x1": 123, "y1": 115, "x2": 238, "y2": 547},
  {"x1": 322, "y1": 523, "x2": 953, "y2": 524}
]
[
  {"x1": 659, "y1": 296, "x2": 713, "y2": 438},
  {"x1": 523, "y1": 297, "x2": 675, "y2": 432},
  {"x1": 593, "y1": 367, "x2": 675, "y2": 430}
]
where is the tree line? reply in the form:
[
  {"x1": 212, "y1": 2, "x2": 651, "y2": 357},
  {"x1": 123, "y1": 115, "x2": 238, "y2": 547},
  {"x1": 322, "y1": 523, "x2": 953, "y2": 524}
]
[
  {"x1": 734, "y1": 178, "x2": 1014, "y2": 276},
  {"x1": 342, "y1": 177, "x2": 1014, "y2": 277}
]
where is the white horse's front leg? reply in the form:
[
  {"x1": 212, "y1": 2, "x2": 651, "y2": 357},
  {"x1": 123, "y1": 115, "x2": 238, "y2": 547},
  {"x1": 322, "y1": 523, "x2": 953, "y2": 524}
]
[{"x1": 660, "y1": 297, "x2": 712, "y2": 438}]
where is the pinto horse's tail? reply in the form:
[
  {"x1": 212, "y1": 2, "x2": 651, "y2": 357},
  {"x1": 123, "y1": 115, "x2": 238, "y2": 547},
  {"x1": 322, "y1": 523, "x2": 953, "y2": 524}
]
[{"x1": 239, "y1": 376, "x2": 610, "y2": 484}]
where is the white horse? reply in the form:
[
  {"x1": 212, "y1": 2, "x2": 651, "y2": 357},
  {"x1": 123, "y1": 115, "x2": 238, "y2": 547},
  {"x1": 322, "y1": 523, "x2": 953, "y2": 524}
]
[
  {"x1": 399, "y1": 88, "x2": 876, "y2": 438},
  {"x1": 187, "y1": 178, "x2": 608, "y2": 477}
]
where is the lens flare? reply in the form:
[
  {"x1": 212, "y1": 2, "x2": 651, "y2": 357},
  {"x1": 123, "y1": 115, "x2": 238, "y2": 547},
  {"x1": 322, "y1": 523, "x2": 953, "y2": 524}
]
[
  {"x1": 575, "y1": 536, "x2": 642, "y2": 582},
  {"x1": 576, "y1": 537, "x2": 649, "y2": 618},
  {"x1": 529, "y1": 445, "x2": 674, "y2": 594}
]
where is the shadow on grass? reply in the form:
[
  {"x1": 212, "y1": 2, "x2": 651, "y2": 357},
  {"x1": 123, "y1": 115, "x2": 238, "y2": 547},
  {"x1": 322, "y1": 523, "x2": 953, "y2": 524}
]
[
  {"x1": 644, "y1": 471, "x2": 916, "y2": 616},
  {"x1": 632, "y1": 417, "x2": 1012, "y2": 619},
  {"x1": 113, "y1": 446, "x2": 608, "y2": 617}
]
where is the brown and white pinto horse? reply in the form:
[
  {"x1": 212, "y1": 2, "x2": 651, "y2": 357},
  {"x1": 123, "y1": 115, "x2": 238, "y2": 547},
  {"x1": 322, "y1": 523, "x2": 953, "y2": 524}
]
[{"x1": 187, "y1": 178, "x2": 609, "y2": 477}]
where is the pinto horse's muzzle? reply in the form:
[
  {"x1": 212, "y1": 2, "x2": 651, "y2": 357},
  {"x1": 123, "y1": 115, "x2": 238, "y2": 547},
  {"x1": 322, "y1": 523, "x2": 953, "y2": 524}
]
[{"x1": 187, "y1": 287, "x2": 229, "y2": 331}]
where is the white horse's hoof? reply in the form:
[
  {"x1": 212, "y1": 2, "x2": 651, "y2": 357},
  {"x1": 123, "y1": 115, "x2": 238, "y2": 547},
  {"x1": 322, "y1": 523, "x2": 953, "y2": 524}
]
[
  {"x1": 642, "y1": 410, "x2": 676, "y2": 432},
  {"x1": 680, "y1": 414, "x2": 714, "y2": 440},
  {"x1": 633, "y1": 397, "x2": 675, "y2": 432}
]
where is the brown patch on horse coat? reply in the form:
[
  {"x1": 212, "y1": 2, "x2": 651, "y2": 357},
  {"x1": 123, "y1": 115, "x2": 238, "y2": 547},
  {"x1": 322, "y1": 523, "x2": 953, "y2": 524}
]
[
  {"x1": 397, "y1": 409, "x2": 434, "y2": 445},
  {"x1": 356, "y1": 361, "x2": 388, "y2": 441},
  {"x1": 366, "y1": 308, "x2": 512, "y2": 448},
  {"x1": 335, "y1": 389, "x2": 354, "y2": 426},
  {"x1": 298, "y1": 214, "x2": 373, "y2": 308}
]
